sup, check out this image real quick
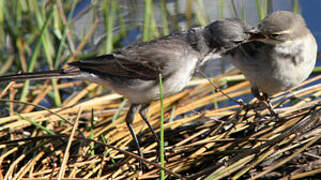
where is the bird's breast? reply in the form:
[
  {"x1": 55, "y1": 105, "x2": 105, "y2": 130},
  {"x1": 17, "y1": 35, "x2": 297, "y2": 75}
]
[
  {"x1": 225, "y1": 34, "x2": 317, "y2": 95},
  {"x1": 106, "y1": 56, "x2": 199, "y2": 104},
  {"x1": 162, "y1": 56, "x2": 199, "y2": 95}
]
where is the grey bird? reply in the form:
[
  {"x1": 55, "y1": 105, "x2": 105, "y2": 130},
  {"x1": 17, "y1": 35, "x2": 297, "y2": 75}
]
[
  {"x1": 0, "y1": 19, "x2": 257, "y2": 163},
  {"x1": 224, "y1": 11, "x2": 317, "y2": 115}
]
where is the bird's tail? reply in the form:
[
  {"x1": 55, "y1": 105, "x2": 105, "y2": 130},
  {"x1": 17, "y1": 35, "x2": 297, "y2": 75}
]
[{"x1": 0, "y1": 67, "x2": 81, "y2": 83}]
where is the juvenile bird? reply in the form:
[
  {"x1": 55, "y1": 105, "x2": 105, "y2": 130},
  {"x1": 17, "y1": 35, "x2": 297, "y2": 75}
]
[
  {"x1": 0, "y1": 18, "x2": 257, "y2": 163},
  {"x1": 224, "y1": 11, "x2": 317, "y2": 115}
]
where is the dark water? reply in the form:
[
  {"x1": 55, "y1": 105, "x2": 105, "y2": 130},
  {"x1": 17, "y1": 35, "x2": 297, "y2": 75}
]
[{"x1": 300, "y1": 0, "x2": 321, "y2": 53}]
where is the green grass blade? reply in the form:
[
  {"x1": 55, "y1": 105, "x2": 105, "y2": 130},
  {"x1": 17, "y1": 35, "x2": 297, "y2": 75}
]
[
  {"x1": 293, "y1": 0, "x2": 299, "y2": 13},
  {"x1": 160, "y1": 0, "x2": 169, "y2": 36},
  {"x1": 116, "y1": 2, "x2": 126, "y2": 37},
  {"x1": 54, "y1": 0, "x2": 77, "y2": 68},
  {"x1": 159, "y1": 74, "x2": 165, "y2": 179},
  {"x1": 104, "y1": 0, "x2": 117, "y2": 53},
  {"x1": 0, "y1": 0, "x2": 4, "y2": 24},
  {"x1": 194, "y1": 0, "x2": 209, "y2": 26},
  {"x1": 112, "y1": 99, "x2": 127, "y2": 122},
  {"x1": 149, "y1": 0, "x2": 159, "y2": 39},
  {"x1": 20, "y1": 7, "x2": 54, "y2": 102},
  {"x1": 255, "y1": 0, "x2": 264, "y2": 20},
  {"x1": 143, "y1": 0, "x2": 152, "y2": 41},
  {"x1": 33, "y1": 1, "x2": 63, "y2": 106},
  {"x1": 0, "y1": 99, "x2": 75, "y2": 126},
  {"x1": 241, "y1": 0, "x2": 246, "y2": 20},
  {"x1": 33, "y1": 0, "x2": 55, "y2": 67},
  {"x1": 9, "y1": 109, "x2": 56, "y2": 135},
  {"x1": 218, "y1": 0, "x2": 224, "y2": 18}
]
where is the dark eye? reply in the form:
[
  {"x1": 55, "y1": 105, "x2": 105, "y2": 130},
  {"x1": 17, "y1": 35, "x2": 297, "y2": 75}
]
[
  {"x1": 233, "y1": 40, "x2": 243, "y2": 44},
  {"x1": 269, "y1": 34, "x2": 280, "y2": 39}
]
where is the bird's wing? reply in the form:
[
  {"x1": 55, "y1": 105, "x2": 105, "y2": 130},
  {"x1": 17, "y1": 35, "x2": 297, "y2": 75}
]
[
  {"x1": 69, "y1": 53, "x2": 160, "y2": 80},
  {"x1": 69, "y1": 37, "x2": 191, "y2": 80}
]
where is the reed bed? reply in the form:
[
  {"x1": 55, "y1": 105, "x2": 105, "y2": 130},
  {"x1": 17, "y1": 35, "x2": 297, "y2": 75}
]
[
  {"x1": 0, "y1": 0, "x2": 319, "y2": 179},
  {"x1": 1, "y1": 70, "x2": 321, "y2": 179}
]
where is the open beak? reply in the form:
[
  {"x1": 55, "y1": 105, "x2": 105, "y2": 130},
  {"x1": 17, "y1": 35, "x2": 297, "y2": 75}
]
[{"x1": 247, "y1": 28, "x2": 266, "y2": 41}]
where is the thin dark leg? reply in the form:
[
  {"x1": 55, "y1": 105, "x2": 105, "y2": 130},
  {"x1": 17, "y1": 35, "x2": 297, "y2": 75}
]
[
  {"x1": 251, "y1": 87, "x2": 262, "y2": 101},
  {"x1": 125, "y1": 104, "x2": 145, "y2": 169},
  {"x1": 261, "y1": 93, "x2": 279, "y2": 118},
  {"x1": 139, "y1": 104, "x2": 168, "y2": 162},
  {"x1": 139, "y1": 104, "x2": 160, "y2": 147},
  {"x1": 251, "y1": 87, "x2": 279, "y2": 118}
]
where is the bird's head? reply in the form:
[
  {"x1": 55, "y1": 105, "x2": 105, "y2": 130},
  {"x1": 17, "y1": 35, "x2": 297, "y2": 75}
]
[
  {"x1": 250, "y1": 11, "x2": 308, "y2": 44},
  {"x1": 204, "y1": 18, "x2": 258, "y2": 51}
]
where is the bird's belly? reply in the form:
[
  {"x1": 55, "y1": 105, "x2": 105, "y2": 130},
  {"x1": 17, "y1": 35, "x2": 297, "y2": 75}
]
[
  {"x1": 225, "y1": 37, "x2": 317, "y2": 95},
  {"x1": 229, "y1": 58, "x2": 315, "y2": 95},
  {"x1": 244, "y1": 63, "x2": 313, "y2": 95},
  {"x1": 100, "y1": 59, "x2": 198, "y2": 104},
  {"x1": 116, "y1": 72, "x2": 193, "y2": 104}
]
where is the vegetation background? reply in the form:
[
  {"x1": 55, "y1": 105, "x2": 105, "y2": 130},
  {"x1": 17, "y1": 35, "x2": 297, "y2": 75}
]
[{"x1": 1, "y1": 0, "x2": 321, "y2": 179}]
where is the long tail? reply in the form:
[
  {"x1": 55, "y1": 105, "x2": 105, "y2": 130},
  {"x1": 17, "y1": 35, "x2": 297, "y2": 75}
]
[{"x1": 0, "y1": 68, "x2": 80, "y2": 83}]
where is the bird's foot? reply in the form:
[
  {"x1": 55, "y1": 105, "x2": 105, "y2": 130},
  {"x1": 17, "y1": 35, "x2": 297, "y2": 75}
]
[
  {"x1": 139, "y1": 161, "x2": 150, "y2": 172},
  {"x1": 261, "y1": 100, "x2": 280, "y2": 119},
  {"x1": 139, "y1": 104, "x2": 169, "y2": 163},
  {"x1": 237, "y1": 99, "x2": 258, "y2": 114},
  {"x1": 251, "y1": 87, "x2": 280, "y2": 119},
  {"x1": 155, "y1": 144, "x2": 169, "y2": 163}
]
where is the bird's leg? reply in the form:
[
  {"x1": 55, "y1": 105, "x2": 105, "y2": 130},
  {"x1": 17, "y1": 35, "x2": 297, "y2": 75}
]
[
  {"x1": 196, "y1": 67, "x2": 243, "y2": 106},
  {"x1": 139, "y1": 104, "x2": 168, "y2": 162},
  {"x1": 125, "y1": 104, "x2": 147, "y2": 170},
  {"x1": 251, "y1": 87, "x2": 279, "y2": 118},
  {"x1": 261, "y1": 93, "x2": 280, "y2": 119}
]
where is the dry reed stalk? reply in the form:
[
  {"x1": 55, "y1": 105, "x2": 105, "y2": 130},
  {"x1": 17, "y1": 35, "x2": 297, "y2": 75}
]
[{"x1": 1, "y1": 72, "x2": 321, "y2": 179}]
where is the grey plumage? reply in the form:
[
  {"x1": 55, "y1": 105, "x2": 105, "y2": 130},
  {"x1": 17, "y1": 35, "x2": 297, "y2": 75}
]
[
  {"x1": 1, "y1": 18, "x2": 255, "y2": 104},
  {"x1": 0, "y1": 18, "x2": 255, "y2": 163},
  {"x1": 225, "y1": 11, "x2": 317, "y2": 96},
  {"x1": 203, "y1": 18, "x2": 255, "y2": 52}
]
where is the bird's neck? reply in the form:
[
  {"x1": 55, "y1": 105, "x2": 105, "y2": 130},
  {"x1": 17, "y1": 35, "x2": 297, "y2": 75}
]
[{"x1": 184, "y1": 27, "x2": 213, "y2": 57}]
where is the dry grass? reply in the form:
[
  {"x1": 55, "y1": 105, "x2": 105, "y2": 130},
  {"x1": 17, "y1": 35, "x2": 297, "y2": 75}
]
[
  {"x1": 0, "y1": 1, "x2": 314, "y2": 179},
  {"x1": 1, "y1": 69, "x2": 321, "y2": 179}
]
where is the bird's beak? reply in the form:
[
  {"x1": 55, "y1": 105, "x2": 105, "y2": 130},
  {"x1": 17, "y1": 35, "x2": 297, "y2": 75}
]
[
  {"x1": 247, "y1": 28, "x2": 267, "y2": 41},
  {"x1": 249, "y1": 33, "x2": 266, "y2": 41}
]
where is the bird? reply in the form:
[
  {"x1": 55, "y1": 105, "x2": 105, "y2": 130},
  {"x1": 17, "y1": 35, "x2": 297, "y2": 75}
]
[
  {"x1": 0, "y1": 18, "x2": 257, "y2": 164},
  {"x1": 224, "y1": 11, "x2": 318, "y2": 115}
]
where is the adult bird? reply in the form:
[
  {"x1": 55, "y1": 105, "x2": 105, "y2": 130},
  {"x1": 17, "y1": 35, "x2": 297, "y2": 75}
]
[
  {"x1": 0, "y1": 18, "x2": 257, "y2": 163},
  {"x1": 224, "y1": 11, "x2": 317, "y2": 115}
]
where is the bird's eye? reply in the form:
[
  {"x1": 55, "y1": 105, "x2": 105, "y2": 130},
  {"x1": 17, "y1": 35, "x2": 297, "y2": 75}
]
[
  {"x1": 269, "y1": 34, "x2": 280, "y2": 39},
  {"x1": 233, "y1": 40, "x2": 243, "y2": 44}
]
